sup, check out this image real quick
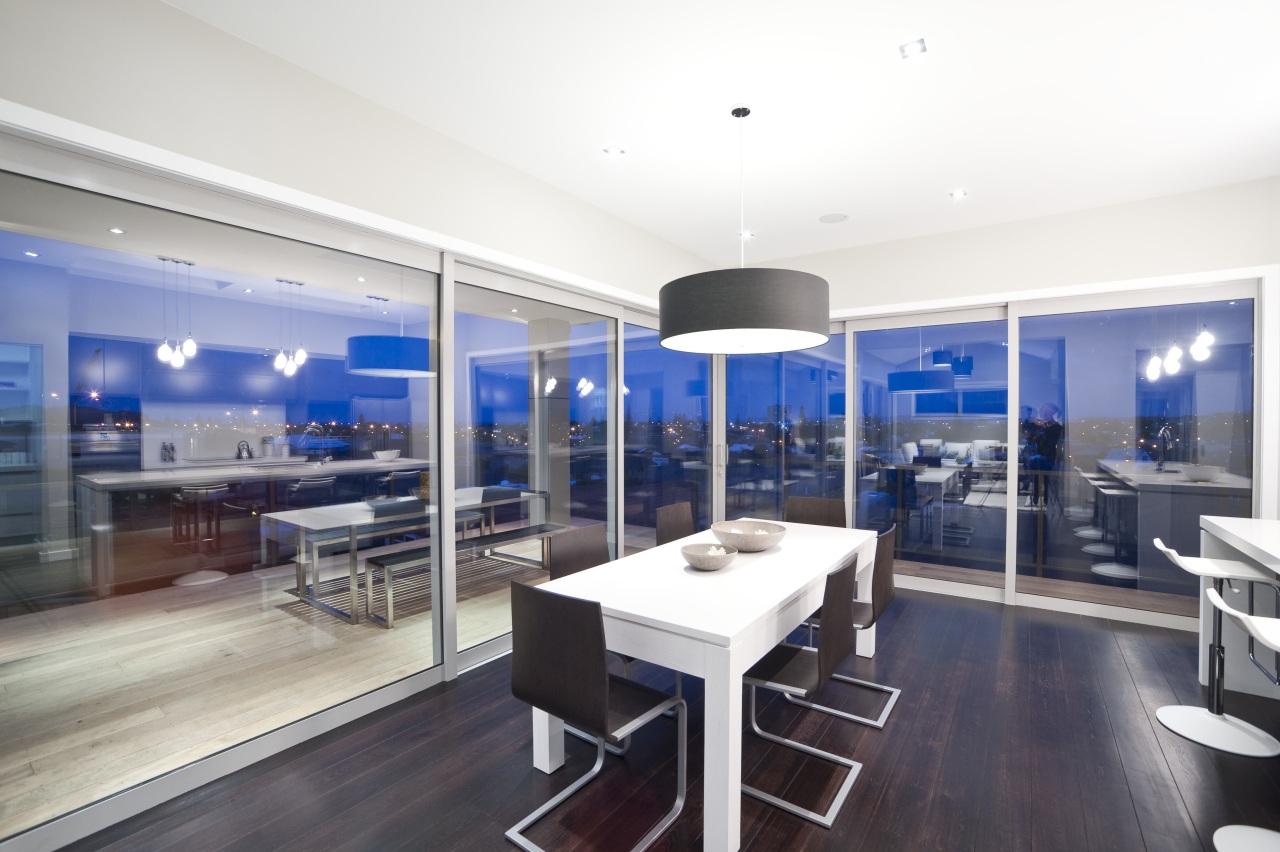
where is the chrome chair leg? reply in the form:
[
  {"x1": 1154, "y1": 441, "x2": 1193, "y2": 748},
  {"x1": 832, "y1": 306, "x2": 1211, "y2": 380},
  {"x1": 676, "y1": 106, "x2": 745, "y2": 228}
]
[
  {"x1": 565, "y1": 723, "x2": 629, "y2": 756},
  {"x1": 506, "y1": 739, "x2": 607, "y2": 852},
  {"x1": 507, "y1": 699, "x2": 687, "y2": 852},
  {"x1": 741, "y1": 685, "x2": 861, "y2": 828},
  {"x1": 784, "y1": 674, "x2": 901, "y2": 729}
]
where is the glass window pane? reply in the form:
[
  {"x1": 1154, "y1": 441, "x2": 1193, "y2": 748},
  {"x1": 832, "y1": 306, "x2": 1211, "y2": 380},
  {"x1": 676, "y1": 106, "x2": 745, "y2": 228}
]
[
  {"x1": 0, "y1": 172, "x2": 441, "y2": 840},
  {"x1": 622, "y1": 324, "x2": 710, "y2": 551},
  {"x1": 1016, "y1": 299, "x2": 1253, "y2": 605},
  {"x1": 855, "y1": 322, "x2": 1008, "y2": 580},
  {"x1": 453, "y1": 282, "x2": 616, "y2": 650},
  {"x1": 726, "y1": 334, "x2": 846, "y2": 521}
]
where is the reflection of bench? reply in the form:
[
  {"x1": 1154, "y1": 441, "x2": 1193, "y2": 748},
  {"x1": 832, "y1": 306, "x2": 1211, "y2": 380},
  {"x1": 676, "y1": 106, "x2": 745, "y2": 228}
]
[{"x1": 364, "y1": 522, "x2": 564, "y2": 628}]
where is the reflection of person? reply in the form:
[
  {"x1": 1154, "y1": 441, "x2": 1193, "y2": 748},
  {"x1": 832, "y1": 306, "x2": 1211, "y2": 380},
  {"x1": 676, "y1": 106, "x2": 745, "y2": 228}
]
[{"x1": 1023, "y1": 403, "x2": 1063, "y2": 507}]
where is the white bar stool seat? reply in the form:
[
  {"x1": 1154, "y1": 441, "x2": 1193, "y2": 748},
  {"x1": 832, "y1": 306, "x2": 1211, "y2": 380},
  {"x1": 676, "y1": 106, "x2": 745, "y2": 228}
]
[
  {"x1": 1154, "y1": 539, "x2": 1280, "y2": 757},
  {"x1": 1204, "y1": 590, "x2": 1280, "y2": 851}
]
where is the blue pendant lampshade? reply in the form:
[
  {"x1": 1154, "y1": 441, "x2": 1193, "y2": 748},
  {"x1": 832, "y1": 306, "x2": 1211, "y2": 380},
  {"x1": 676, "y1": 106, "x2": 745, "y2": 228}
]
[
  {"x1": 931, "y1": 349, "x2": 953, "y2": 367},
  {"x1": 345, "y1": 335, "x2": 434, "y2": 378},
  {"x1": 888, "y1": 369, "x2": 955, "y2": 394}
]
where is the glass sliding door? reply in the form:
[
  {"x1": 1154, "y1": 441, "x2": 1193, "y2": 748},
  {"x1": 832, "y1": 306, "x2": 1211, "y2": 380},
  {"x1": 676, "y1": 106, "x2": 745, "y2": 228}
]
[
  {"x1": 854, "y1": 320, "x2": 1009, "y2": 580},
  {"x1": 724, "y1": 334, "x2": 845, "y2": 521},
  {"x1": 621, "y1": 323, "x2": 710, "y2": 552},
  {"x1": 1015, "y1": 296, "x2": 1254, "y2": 606},
  {"x1": 0, "y1": 171, "x2": 442, "y2": 842},
  {"x1": 453, "y1": 278, "x2": 616, "y2": 652}
]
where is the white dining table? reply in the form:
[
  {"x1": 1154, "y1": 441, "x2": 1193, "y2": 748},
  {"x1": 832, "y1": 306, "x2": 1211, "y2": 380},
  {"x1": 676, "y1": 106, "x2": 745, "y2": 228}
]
[{"x1": 534, "y1": 520, "x2": 878, "y2": 851}]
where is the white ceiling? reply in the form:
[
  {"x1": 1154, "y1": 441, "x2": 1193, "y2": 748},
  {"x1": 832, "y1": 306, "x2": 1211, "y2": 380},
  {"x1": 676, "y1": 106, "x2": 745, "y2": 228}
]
[{"x1": 163, "y1": 0, "x2": 1280, "y2": 268}]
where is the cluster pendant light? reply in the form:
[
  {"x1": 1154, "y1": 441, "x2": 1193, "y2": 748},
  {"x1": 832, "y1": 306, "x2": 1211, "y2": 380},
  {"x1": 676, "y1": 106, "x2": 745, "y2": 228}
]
[
  {"x1": 658, "y1": 106, "x2": 829, "y2": 355},
  {"x1": 1145, "y1": 327, "x2": 1213, "y2": 382},
  {"x1": 273, "y1": 280, "x2": 307, "y2": 377},
  {"x1": 156, "y1": 257, "x2": 197, "y2": 369}
]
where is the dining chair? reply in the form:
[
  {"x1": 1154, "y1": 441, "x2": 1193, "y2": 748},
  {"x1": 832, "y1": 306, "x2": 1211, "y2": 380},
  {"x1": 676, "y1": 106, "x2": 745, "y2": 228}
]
[
  {"x1": 548, "y1": 523, "x2": 611, "y2": 580},
  {"x1": 546, "y1": 523, "x2": 635, "y2": 753},
  {"x1": 655, "y1": 501, "x2": 694, "y2": 546},
  {"x1": 740, "y1": 553, "x2": 863, "y2": 828},
  {"x1": 507, "y1": 581, "x2": 686, "y2": 852},
  {"x1": 784, "y1": 495, "x2": 846, "y2": 528},
  {"x1": 793, "y1": 525, "x2": 901, "y2": 729}
]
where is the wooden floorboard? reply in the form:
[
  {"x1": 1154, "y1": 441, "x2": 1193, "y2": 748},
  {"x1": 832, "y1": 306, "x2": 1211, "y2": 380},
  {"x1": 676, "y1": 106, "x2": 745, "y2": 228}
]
[{"x1": 62, "y1": 588, "x2": 1280, "y2": 852}]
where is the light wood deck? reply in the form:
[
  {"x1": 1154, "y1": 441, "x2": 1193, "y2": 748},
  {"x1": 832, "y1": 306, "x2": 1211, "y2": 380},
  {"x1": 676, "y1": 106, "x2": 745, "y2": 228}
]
[{"x1": 0, "y1": 541, "x2": 542, "y2": 842}]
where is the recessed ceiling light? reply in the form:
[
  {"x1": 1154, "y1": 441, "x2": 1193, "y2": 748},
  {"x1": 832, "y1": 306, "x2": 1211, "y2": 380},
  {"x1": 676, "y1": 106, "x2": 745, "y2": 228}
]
[
  {"x1": 899, "y1": 38, "x2": 927, "y2": 59},
  {"x1": 602, "y1": 146, "x2": 626, "y2": 157},
  {"x1": 949, "y1": 188, "x2": 968, "y2": 200},
  {"x1": 23, "y1": 251, "x2": 38, "y2": 257},
  {"x1": 107, "y1": 227, "x2": 126, "y2": 234},
  {"x1": 244, "y1": 288, "x2": 253, "y2": 293},
  {"x1": 356, "y1": 277, "x2": 366, "y2": 282},
  {"x1": 818, "y1": 213, "x2": 848, "y2": 224},
  {"x1": 511, "y1": 308, "x2": 519, "y2": 313},
  {"x1": 740, "y1": 230, "x2": 755, "y2": 241}
]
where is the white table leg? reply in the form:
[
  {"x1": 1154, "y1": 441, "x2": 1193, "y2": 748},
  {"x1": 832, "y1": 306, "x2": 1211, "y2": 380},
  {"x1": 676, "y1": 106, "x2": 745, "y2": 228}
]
[
  {"x1": 855, "y1": 539, "x2": 877, "y2": 658},
  {"x1": 703, "y1": 644, "x2": 742, "y2": 852},
  {"x1": 532, "y1": 708, "x2": 565, "y2": 773}
]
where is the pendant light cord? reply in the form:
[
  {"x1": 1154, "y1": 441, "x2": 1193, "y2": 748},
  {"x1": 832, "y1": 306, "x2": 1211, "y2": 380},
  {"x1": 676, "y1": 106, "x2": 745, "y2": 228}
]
[{"x1": 733, "y1": 105, "x2": 750, "y2": 269}]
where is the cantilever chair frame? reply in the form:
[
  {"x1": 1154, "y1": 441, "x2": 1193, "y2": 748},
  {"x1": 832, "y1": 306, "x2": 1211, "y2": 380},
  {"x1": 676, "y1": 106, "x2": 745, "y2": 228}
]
[
  {"x1": 795, "y1": 524, "x2": 901, "y2": 729},
  {"x1": 742, "y1": 554, "x2": 863, "y2": 827},
  {"x1": 506, "y1": 582, "x2": 687, "y2": 852}
]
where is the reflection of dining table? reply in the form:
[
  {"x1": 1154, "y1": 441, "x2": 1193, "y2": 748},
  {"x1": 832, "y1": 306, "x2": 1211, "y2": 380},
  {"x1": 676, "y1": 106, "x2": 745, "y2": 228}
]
[
  {"x1": 262, "y1": 497, "x2": 431, "y2": 624},
  {"x1": 534, "y1": 520, "x2": 878, "y2": 851},
  {"x1": 862, "y1": 464, "x2": 959, "y2": 549}
]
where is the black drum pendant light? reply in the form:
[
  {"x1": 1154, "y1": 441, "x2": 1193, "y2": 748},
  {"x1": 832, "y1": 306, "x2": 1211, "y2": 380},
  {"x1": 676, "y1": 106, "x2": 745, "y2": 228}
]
[{"x1": 659, "y1": 106, "x2": 829, "y2": 354}]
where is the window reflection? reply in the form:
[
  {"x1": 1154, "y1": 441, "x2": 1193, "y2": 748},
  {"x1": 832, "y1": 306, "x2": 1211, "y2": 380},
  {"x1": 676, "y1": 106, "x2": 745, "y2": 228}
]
[{"x1": 622, "y1": 324, "x2": 710, "y2": 551}]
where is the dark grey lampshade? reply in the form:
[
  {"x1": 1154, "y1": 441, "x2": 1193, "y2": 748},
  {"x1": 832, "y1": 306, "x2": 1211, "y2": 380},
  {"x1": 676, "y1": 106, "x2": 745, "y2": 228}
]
[{"x1": 658, "y1": 268, "x2": 830, "y2": 354}]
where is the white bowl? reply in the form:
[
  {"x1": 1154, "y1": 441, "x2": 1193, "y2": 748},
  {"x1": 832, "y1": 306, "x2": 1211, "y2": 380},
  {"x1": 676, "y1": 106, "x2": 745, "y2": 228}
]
[
  {"x1": 373, "y1": 450, "x2": 401, "y2": 461},
  {"x1": 711, "y1": 520, "x2": 786, "y2": 552},
  {"x1": 1180, "y1": 464, "x2": 1223, "y2": 483},
  {"x1": 681, "y1": 543, "x2": 738, "y2": 571}
]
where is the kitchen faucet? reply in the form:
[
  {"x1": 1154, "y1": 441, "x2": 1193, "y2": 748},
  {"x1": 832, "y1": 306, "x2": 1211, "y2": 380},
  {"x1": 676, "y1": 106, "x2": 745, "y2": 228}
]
[{"x1": 1156, "y1": 424, "x2": 1174, "y2": 471}]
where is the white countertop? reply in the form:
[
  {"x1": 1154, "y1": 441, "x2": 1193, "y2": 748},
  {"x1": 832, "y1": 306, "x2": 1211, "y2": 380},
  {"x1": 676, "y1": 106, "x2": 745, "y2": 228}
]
[
  {"x1": 1098, "y1": 460, "x2": 1251, "y2": 494},
  {"x1": 77, "y1": 457, "x2": 432, "y2": 491},
  {"x1": 1201, "y1": 516, "x2": 1280, "y2": 573}
]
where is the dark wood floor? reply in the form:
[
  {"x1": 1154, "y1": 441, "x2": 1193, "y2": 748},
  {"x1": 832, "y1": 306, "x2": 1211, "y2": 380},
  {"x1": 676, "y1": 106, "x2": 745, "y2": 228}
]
[{"x1": 67, "y1": 589, "x2": 1280, "y2": 851}]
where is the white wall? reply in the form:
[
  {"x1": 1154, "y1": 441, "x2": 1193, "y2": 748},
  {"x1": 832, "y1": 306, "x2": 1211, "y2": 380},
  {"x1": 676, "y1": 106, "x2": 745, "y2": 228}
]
[
  {"x1": 0, "y1": 0, "x2": 706, "y2": 302},
  {"x1": 779, "y1": 177, "x2": 1280, "y2": 312}
]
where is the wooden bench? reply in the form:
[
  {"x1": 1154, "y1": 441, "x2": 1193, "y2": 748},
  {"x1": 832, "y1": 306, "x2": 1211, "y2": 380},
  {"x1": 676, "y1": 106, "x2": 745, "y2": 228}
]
[{"x1": 364, "y1": 522, "x2": 565, "y2": 628}]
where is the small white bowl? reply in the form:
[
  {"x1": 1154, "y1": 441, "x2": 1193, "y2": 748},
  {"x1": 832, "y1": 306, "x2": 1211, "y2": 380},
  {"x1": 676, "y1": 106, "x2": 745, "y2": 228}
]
[
  {"x1": 1180, "y1": 464, "x2": 1223, "y2": 483},
  {"x1": 711, "y1": 520, "x2": 786, "y2": 552},
  {"x1": 682, "y1": 543, "x2": 738, "y2": 571},
  {"x1": 373, "y1": 450, "x2": 401, "y2": 461}
]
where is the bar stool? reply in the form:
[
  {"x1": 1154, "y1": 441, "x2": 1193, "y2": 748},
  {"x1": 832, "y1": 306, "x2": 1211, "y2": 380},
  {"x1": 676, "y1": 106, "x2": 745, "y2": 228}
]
[
  {"x1": 1204, "y1": 588, "x2": 1280, "y2": 851},
  {"x1": 1154, "y1": 539, "x2": 1280, "y2": 757},
  {"x1": 1072, "y1": 473, "x2": 1107, "y2": 539},
  {"x1": 1063, "y1": 466, "x2": 1097, "y2": 523},
  {"x1": 1088, "y1": 487, "x2": 1137, "y2": 580}
]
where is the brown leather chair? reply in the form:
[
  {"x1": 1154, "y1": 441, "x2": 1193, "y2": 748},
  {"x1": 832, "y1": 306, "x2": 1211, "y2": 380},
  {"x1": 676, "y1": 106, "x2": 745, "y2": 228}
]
[
  {"x1": 655, "y1": 500, "x2": 694, "y2": 546},
  {"x1": 793, "y1": 525, "x2": 901, "y2": 730},
  {"x1": 740, "y1": 552, "x2": 863, "y2": 827},
  {"x1": 784, "y1": 495, "x2": 846, "y2": 528},
  {"x1": 507, "y1": 581, "x2": 686, "y2": 851}
]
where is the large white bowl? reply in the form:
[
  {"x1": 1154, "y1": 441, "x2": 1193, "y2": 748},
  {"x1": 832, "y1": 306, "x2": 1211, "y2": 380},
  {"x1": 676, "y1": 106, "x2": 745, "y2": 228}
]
[
  {"x1": 682, "y1": 543, "x2": 738, "y2": 571},
  {"x1": 1180, "y1": 464, "x2": 1223, "y2": 483},
  {"x1": 711, "y1": 520, "x2": 786, "y2": 552},
  {"x1": 373, "y1": 449, "x2": 401, "y2": 461}
]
